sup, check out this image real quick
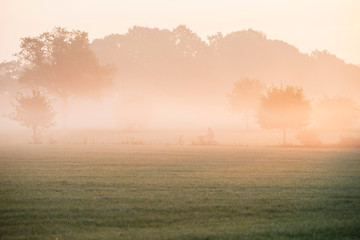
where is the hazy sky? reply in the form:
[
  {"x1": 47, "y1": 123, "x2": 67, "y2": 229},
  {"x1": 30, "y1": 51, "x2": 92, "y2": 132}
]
[{"x1": 1, "y1": 0, "x2": 360, "y2": 65}]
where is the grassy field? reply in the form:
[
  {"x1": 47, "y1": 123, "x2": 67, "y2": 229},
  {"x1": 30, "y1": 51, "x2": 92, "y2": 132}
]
[{"x1": 0, "y1": 145, "x2": 359, "y2": 239}]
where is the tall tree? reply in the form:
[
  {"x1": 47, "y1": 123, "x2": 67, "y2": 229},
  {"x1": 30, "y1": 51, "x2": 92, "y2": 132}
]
[
  {"x1": 10, "y1": 90, "x2": 55, "y2": 144},
  {"x1": 257, "y1": 85, "x2": 311, "y2": 145},
  {"x1": 17, "y1": 27, "x2": 115, "y2": 127},
  {"x1": 228, "y1": 78, "x2": 265, "y2": 129},
  {"x1": 312, "y1": 96, "x2": 359, "y2": 131}
]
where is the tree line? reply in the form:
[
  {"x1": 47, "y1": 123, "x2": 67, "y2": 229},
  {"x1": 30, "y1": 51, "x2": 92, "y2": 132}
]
[{"x1": 0, "y1": 26, "x2": 359, "y2": 145}]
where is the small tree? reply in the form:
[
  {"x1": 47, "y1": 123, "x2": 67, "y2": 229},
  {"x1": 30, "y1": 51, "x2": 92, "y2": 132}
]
[
  {"x1": 296, "y1": 129, "x2": 322, "y2": 147},
  {"x1": 10, "y1": 90, "x2": 55, "y2": 143},
  {"x1": 257, "y1": 85, "x2": 311, "y2": 145},
  {"x1": 312, "y1": 96, "x2": 359, "y2": 131},
  {"x1": 228, "y1": 78, "x2": 265, "y2": 129}
]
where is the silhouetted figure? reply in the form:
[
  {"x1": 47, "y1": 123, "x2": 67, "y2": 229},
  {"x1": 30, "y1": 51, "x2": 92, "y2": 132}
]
[
  {"x1": 192, "y1": 128, "x2": 217, "y2": 146},
  {"x1": 48, "y1": 134, "x2": 56, "y2": 144},
  {"x1": 206, "y1": 127, "x2": 214, "y2": 144},
  {"x1": 178, "y1": 135, "x2": 184, "y2": 145}
]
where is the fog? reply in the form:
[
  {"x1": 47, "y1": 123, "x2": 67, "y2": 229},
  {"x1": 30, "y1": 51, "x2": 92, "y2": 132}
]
[{"x1": 0, "y1": 26, "x2": 359, "y2": 146}]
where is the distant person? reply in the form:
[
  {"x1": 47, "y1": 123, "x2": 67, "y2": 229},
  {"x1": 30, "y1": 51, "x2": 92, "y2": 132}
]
[
  {"x1": 206, "y1": 127, "x2": 214, "y2": 144},
  {"x1": 178, "y1": 135, "x2": 184, "y2": 145},
  {"x1": 48, "y1": 134, "x2": 56, "y2": 144}
]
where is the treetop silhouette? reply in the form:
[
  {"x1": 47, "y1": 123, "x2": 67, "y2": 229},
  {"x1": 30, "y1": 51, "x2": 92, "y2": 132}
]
[
  {"x1": 92, "y1": 26, "x2": 360, "y2": 103},
  {"x1": 17, "y1": 27, "x2": 115, "y2": 100},
  {"x1": 257, "y1": 85, "x2": 311, "y2": 145}
]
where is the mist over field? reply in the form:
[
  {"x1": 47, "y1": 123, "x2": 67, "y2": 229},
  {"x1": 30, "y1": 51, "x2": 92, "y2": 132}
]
[
  {"x1": 1, "y1": 25, "x2": 360, "y2": 146},
  {"x1": 1, "y1": 1, "x2": 360, "y2": 239}
]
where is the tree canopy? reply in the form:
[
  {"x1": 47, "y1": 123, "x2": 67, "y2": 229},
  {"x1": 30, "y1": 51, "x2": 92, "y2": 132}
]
[
  {"x1": 17, "y1": 27, "x2": 115, "y2": 100},
  {"x1": 91, "y1": 26, "x2": 360, "y2": 103},
  {"x1": 257, "y1": 85, "x2": 311, "y2": 145}
]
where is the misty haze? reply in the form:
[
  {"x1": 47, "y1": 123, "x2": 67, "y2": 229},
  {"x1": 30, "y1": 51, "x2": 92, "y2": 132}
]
[{"x1": 0, "y1": 1, "x2": 360, "y2": 239}]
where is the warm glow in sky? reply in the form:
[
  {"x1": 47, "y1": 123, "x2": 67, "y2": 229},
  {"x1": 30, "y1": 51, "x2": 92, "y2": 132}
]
[{"x1": 1, "y1": 0, "x2": 360, "y2": 65}]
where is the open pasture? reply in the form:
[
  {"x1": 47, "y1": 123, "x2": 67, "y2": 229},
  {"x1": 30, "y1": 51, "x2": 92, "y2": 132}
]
[{"x1": 0, "y1": 145, "x2": 359, "y2": 239}]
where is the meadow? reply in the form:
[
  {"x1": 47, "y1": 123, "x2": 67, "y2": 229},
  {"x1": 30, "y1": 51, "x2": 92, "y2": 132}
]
[{"x1": 0, "y1": 145, "x2": 359, "y2": 239}]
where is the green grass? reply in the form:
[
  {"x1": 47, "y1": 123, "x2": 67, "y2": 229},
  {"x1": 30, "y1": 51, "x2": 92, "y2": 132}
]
[{"x1": 0, "y1": 145, "x2": 359, "y2": 239}]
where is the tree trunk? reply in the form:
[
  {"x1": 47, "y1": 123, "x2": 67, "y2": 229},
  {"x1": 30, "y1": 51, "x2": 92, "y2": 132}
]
[
  {"x1": 32, "y1": 126, "x2": 40, "y2": 144},
  {"x1": 283, "y1": 128, "x2": 287, "y2": 146},
  {"x1": 245, "y1": 109, "x2": 250, "y2": 131}
]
